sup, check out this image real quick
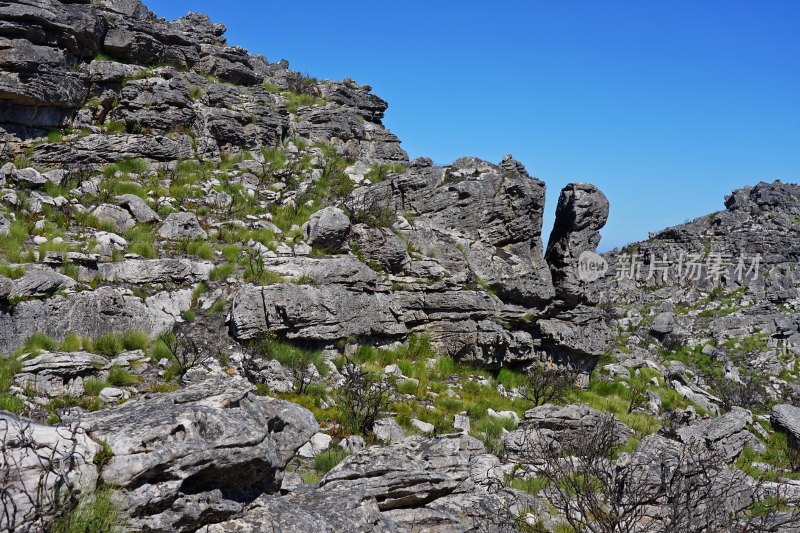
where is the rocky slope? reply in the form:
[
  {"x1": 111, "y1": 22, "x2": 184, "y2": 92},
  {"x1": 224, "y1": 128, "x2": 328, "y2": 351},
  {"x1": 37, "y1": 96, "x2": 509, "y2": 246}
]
[{"x1": 1, "y1": 1, "x2": 800, "y2": 532}]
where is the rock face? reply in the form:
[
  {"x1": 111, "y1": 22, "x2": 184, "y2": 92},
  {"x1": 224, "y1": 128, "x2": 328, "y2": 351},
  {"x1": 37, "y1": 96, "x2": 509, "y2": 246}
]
[
  {"x1": 82, "y1": 380, "x2": 318, "y2": 532},
  {"x1": 205, "y1": 434, "x2": 512, "y2": 532},
  {"x1": 0, "y1": 412, "x2": 100, "y2": 533},
  {"x1": 545, "y1": 182, "x2": 610, "y2": 305},
  {"x1": 0, "y1": 286, "x2": 191, "y2": 354}
]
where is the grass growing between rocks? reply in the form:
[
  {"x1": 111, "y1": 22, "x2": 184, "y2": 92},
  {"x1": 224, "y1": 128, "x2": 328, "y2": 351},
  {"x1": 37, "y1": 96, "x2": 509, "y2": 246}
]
[{"x1": 52, "y1": 488, "x2": 124, "y2": 533}]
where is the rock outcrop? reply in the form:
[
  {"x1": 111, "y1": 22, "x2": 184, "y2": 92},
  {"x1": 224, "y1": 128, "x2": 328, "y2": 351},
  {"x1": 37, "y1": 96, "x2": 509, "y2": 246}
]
[
  {"x1": 0, "y1": 412, "x2": 100, "y2": 532},
  {"x1": 82, "y1": 380, "x2": 318, "y2": 531}
]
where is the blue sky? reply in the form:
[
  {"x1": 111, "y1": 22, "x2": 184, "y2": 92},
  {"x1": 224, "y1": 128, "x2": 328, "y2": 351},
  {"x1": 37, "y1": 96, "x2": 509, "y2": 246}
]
[{"x1": 148, "y1": 0, "x2": 799, "y2": 250}]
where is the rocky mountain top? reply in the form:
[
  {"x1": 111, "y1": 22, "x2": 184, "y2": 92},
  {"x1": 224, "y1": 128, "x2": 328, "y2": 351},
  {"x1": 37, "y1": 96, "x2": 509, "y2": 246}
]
[{"x1": 1, "y1": 1, "x2": 799, "y2": 532}]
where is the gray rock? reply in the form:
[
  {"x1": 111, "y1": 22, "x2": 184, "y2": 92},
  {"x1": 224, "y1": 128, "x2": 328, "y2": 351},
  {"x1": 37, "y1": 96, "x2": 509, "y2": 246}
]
[
  {"x1": 304, "y1": 206, "x2": 351, "y2": 253},
  {"x1": 99, "y1": 386, "x2": 126, "y2": 403},
  {"x1": 116, "y1": 194, "x2": 161, "y2": 223},
  {"x1": 651, "y1": 312, "x2": 676, "y2": 335},
  {"x1": 32, "y1": 134, "x2": 193, "y2": 164},
  {"x1": 0, "y1": 412, "x2": 99, "y2": 533},
  {"x1": 349, "y1": 224, "x2": 411, "y2": 274},
  {"x1": 159, "y1": 212, "x2": 208, "y2": 240},
  {"x1": 411, "y1": 418, "x2": 435, "y2": 433},
  {"x1": 545, "y1": 182, "x2": 610, "y2": 304},
  {"x1": 13, "y1": 167, "x2": 48, "y2": 187},
  {"x1": 772, "y1": 404, "x2": 800, "y2": 444},
  {"x1": 93, "y1": 204, "x2": 136, "y2": 232},
  {"x1": 373, "y1": 417, "x2": 406, "y2": 444},
  {"x1": 0, "y1": 286, "x2": 190, "y2": 354},
  {"x1": 97, "y1": 259, "x2": 213, "y2": 284},
  {"x1": 13, "y1": 351, "x2": 111, "y2": 399},
  {"x1": 261, "y1": 256, "x2": 377, "y2": 290},
  {"x1": 339, "y1": 435, "x2": 366, "y2": 453},
  {"x1": 348, "y1": 155, "x2": 554, "y2": 305},
  {"x1": 676, "y1": 407, "x2": 765, "y2": 461},
  {"x1": 320, "y1": 434, "x2": 490, "y2": 511},
  {"x1": 0, "y1": 213, "x2": 9, "y2": 236},
  {"x1": 504, "y1": 403, "x2": 630, "y2": 461},
  {"x1": 0, "y1": 269, "x2": 76, "y2": 301},
  {"x1": 229, "y1": 284, "x2": 406, "y2": 342},
  {"x1": 83, "y1": 380, "x2": 318, "y2": 532}
]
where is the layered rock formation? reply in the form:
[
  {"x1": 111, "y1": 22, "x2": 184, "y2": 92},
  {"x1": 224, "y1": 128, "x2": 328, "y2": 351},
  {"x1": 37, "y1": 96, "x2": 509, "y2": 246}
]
[{"x1": 1, "y1": 1, "x2": 799, "y2": 532}]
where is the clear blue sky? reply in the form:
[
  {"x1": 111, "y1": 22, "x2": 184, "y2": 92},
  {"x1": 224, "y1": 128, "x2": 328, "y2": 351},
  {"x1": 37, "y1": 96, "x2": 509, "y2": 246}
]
[{"x1": 147, "y1": 0, "x2": 799, "y2": 250}]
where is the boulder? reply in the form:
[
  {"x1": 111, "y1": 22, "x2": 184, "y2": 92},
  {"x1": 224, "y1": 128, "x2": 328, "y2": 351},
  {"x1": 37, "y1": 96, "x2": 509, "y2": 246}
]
[
  {"x1": 13, "y1": 167, "x2": 48, "y2": 187},
  {"x1": 772, "y1": 404, "x2": 800, "y2": 444},
  {"x1": 0, "y1": 269, "x2": 76, "y2": 301},
  {"x1": 304, "y1": 207, "x2": 351, "y2": 252},
  {"x1": 93, "y1": 204, "x2": 136, "y2": 232},
  {"x1": 0, "y1": 412, "x2": 99, "y2": 532},
  {"x1": 504, "y1": 403, "x2": 630, "y2": 461},
  {"x1": 116, "y1": 194, "x2": 161, "y2": 223},
  {"x1": 676, "y1": 407, "x2": 765, "y2": 461},
  {"x1": 651, "y1": 312, "x2": 676, "y2": 335},
  {"x1": 0, "y1": 286, "x2": 190, "y2": 354},
  {"x1": 373, "y1": 417, "x2": 406, "y2": 444},
  {"x1": 159, "y1": 212, "x2": 208, "y2": 240},
  {"x1": 82, "y1": 380, "x2": 318, "y2": 532}
]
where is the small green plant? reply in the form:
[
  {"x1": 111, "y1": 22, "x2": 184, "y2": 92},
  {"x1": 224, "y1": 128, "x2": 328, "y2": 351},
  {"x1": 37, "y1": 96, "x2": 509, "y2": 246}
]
[
  {"x1": 84, "y1": 377, "x2": 111, "y2": 396},
  {"x1": 312, "y1": 448, "x2": 349, "y2": 474},
  {"x1": 92, "y1": 333, "x2": 124, "y2": 357},
  {"x1": 107, "y1": 365, "x2": 141, "y2": 387},
  {"x1": 283, "y1": 92, "x2": 326, "y2": 114},
  {"x1": 188, "y1": 86, "x2": 203, "y2": 101},
  {"x1": 59, "y1": 333, "x2": 83, "y2": 352},
  {"x1": 105, "y1": 120, "x2": 126, "y2": 134},
  {"x1": 209, "y1": 263, "x2": 235, "y2": 281},
  {"x1": 256, "y1": 335, "x2": 328, "y2": 393},
  {"x1": 0, "y1": 264, "x2": 26, "y2": 279},
  {"x1": 22, "y1": 333, "x2": 57, "y2": 354},
  {"x1": 52, "y1": 489, "x2": 123, "y2": 533}
]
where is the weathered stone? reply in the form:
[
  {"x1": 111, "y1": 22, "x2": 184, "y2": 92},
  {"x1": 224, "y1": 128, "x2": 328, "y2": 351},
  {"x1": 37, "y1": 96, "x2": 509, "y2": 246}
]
[
  {"x1": 0, "y1": 286, "x2": 190, "y2": 354},
  {"x1": 159, "y1": 212, "x2": 208, "y2": 240},
  {"x1": 82, "y1": 380, "x2": 318, "y2": 531},
  {"x1": 504, "y1": 403, "x2": 630, "y2": 461},
  {"x1": 545, "y1": 182, "x2": 610, "y2": 304},
  {"x1": 0, "y1": 412, "x2": 99, "y2": 532},
  {"x1": 303, "y1": 206, "x2": 351, "y2": 253},
  {"x1": 676, "y1": 407, "x2": 765, "y2": 461},
  {"x1": 349, "y1": 224, "x2": 411, "y2": 274},
  {"x1": 97, "y1": 259, "x2": 213, "y2": 284},
  {"x1": 772, "y1": 404, "x2": 800, "y2": 444},
  {"x1": 93, "y1": 203, "x2": 136, "y2": 232},
  {"x1": 229, "y1": 284, "x2": 406, "y2": 342},
  {"x1": 0, "y1": 269, "x2": 76, "y2": 301},
  {"x1": 116, "y1": 194, "x2": 161, "y2": 223},
  {"x1": 373, "y1": 417, "x2": 406, "y2": 444}
]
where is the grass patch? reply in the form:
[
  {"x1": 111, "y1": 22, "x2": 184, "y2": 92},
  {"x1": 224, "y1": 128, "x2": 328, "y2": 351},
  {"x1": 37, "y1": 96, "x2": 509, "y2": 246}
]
[
  {"x1": 284, "y1": 92, "x2": 327, "y2": 114},
  {"x1": 53, "y1": 488, "x2": 123, "y2": 533},
  {"x1": 107, "y1": 365, "x2": 141, "y2": 387},
  {"x1": 312, "y1": 448, "x2": 349, "y2": 474}
]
